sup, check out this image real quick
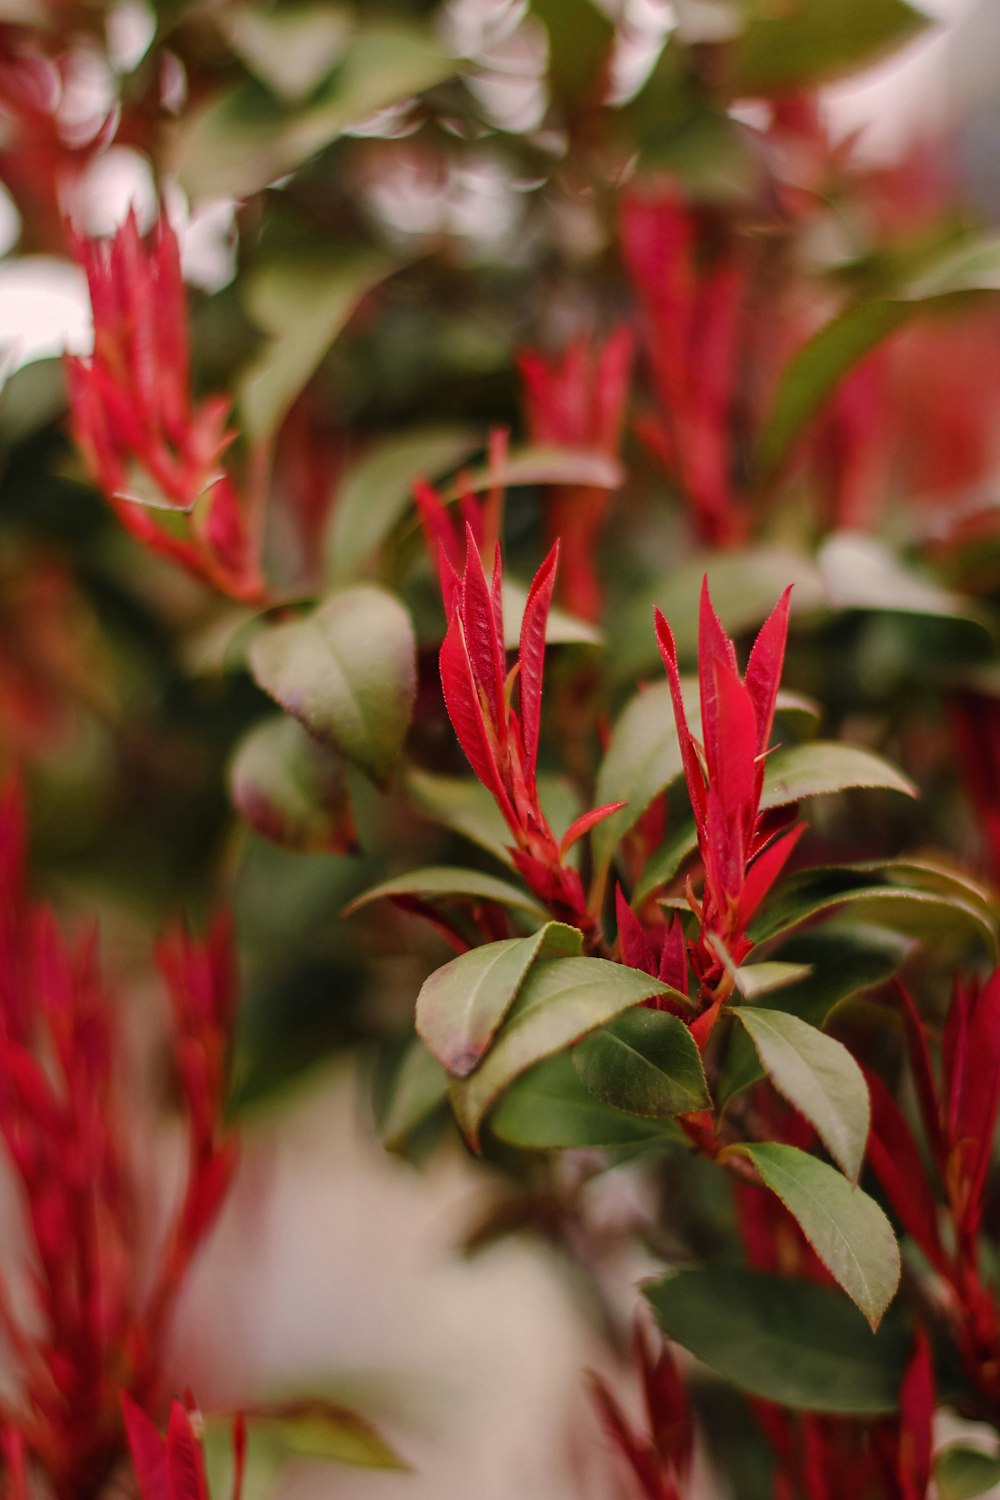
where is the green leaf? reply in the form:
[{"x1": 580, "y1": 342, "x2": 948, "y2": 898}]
[
  {"x1": 737, "y1": 1143, "x2": 900, "y2": 1328},
  {"x1": 377, "y1": 1038, "x2": 449, "y2": 1152},
  {"x1": 818, "y1": 533, "x2": 988, "y2": 624},
  {"x1": 934, "y1": 1445, "x2": 1000, "y2": 1500},
  {"x1": 229, "y1": 715, "x2": 356, "y2": 853},
  {"x1": 239, "y1": 251, "x2": 395, "y2": 442},
  {"x1": 326, "y1": 425, "x2": 480, "y2": 583},
  {"x1": 645, "y1": 1266, "x2": 909, "y2": 1413},
  {"x1": 762, "y1": 741, "x2": 916, "y2": 808},
  {"x1": 343, "y1": 866, "x2": 548, "y2": 923},
  {"x1": 228, "y1": 2, "x2": 352, "y2": 100},
  {"x1": 732, "y1": 961, "x2": 813, "y2": 1001},
  {"x1": 724, "y1": 0, "x2": 929, "y2": 96},
  {"x1": 248, "y1": 586, "x2": 416, "y2": 789},
  {"x1": 531, "y1": 0, "x2": 615, "y2": 99},
  {"x1": 241, "y1": 1398, "x2": 406, "y2": 1469},
  {"x1": 750, "y1": 866, "x2": 998, "y2": 955},
  {"x1": 405, "y1": 766, "x2": 512, "y2": 864},
  {"x1": 733, "y1": 1009, "x2": 870, "y2": 1181},
  {"x1": 416, "y1": 922, "x2": 583, "y2": 1077},
  {"x1": 441, "y1": 443, "x2": 623, "y2": 500},
  {"x1": 450, "y1": 957, "x2": 676, "y2": 1147},
  {"x1": 174, "y1": 20, "x2": 458, "y2": 200},
  {"x1": 572, "y1": 1008, "x2": 710, "y2": 1118},
  {"x1": 490, "y1": 1052, "x2": 682, "y2": 1150}
]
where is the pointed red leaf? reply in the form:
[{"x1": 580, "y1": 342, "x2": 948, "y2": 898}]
[
  {"x1": 589, "y1": 1373, "x2": 665, "y2": 1500},
  {"x1": 898, "y1": 1329, "x2": 934, "y2": 1500},
  {"x1": 616, "y1": 885, "x2": 658, "y2": 975},
  {"x1": 709, "y1": 657, "x2": 758, "y2": 825},
  {"x1": 697, "y1": 578, "x2": 738, "y2": 787},
  {"x1": 518, "y1": 541, "x2": 559, "y2": 790},
  {"x1": 654, "y1": 608, "x2": 706, "y2": 837},
  {"x1": 736, "y1": 823, "x2": 805, "y2": 930},
  {"x1": 863, "y1": 1066, "x2": 948, "y2": 1273},
  {"x1": 439, "y1": 613, "x2": 514, "y2": 828},
  {"x1": 744, "y1": 586, "x2": 792, "y2": 761},
  {"x1": 635, "y1": 1323, "x2": 693, "y2": 1480},
  {"x1": 560, "y1": 801, "x2": 627, "y2": 858},
  {"x1": 166, "y1": 1400, "x2": 211, "y2": 1500},
  {"x1": 956, "y1": 970, "x2": 1000, "y2": 1217},
  {"x1": 658, "y1": 916, "x2": 688, "y2": 996},
  {"x1": 121, "y1": 1393, "x2": 171, "y2": 1500},
  {"x1": 460, "y1": 527, "x2": 506, "y2": 735}
]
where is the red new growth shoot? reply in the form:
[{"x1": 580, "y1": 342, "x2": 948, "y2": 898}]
[
  {"x1": 426, "y1": 509, "x2": 622, "y2": 935},
  {"x1": 66, "y1": 211, "x2": 263, "y2": 601},
  {"x1": 655, "y1": 581, "x2": 800, "y2": 1030}
]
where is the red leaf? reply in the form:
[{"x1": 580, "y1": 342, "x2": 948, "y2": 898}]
[
  {"x1": 657, "y1": 916, "x2": 688, "y2": 997},
  {"x1": 589, "y1": 1372, "x2": 667, "y2": 1500},
  {"x1": 616, "y1": 885, "x2": 658, "y2": 975},
  {"x1": 635, "y1": 1324, "x2": 693, "y2": 1481},
  {"x1": 166, "y1": 1400, "x2": 211, "y2": 1500},
  {"x1": 696, "y1": 578, "x2": 738, "y2": 788},
  {"x1": 439, "y1": 613, "x2": 515, "y2": 827},
  {"x1": 708, "y1": 657, "x2": 758, "y2": 825},
  {"x1": 121, "y1": 1393, "x2": 171, "y2": 1500},
  {"x1": 898, "y1": 1329, "x2": 934, "y2": 1500},
  {"x1": 736, "y1": 823, "x2": 805, "y2": 931},
  {"x1": 518, "y1": 541, "x2": 559, "y2": 790},
  {"x1": 459, "y1": 528, "x2": 506, "y2": 735},
  {"x1": 863, "y1": 1066, "x2": 948, "y2": 1273},
  {"x1": 560, "y1": 801, "x2": 627, "y2": 858},
  {"x1": 955, "y1": 970, "x2": 1000, "y2": 1219},
  {"x1": 744, "y1": 586, "x2": 793, "y2": 761},
  {"x1": 654, "y1": 608, "x2": 706, "y2": 837}
]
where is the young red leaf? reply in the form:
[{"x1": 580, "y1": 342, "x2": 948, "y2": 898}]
[
  {"x1": 121, "y1": 1393, "x2": 171, "y2": 1500},
  {"x1": 697, "y1": 579, "x2": 739, "y2": 788},
  {"x1": 654, "y1": 608, "x2": 706, "y2": 836},
  {"x1": 166, "y1": 1401, "x2": 210, "y2": 1500},
  {"x1": 955, "y1": 971, "x2": 1000, "y2": 1221},
  {"x1": 736, "y1": 823, "x2": 805, "y2": 930},
  {"x1": 517, "y1": 540, "x2": 559, "y2": 789},
  {"x1": 459, "y1": 527, "x2": 506, "y2": 735},
  {"x1": 897, "y1": 1329, "x2": 934, "y2": 1500},
  {"x1": 439, "y1": 613, "x2": 514, "y2": 827},
  {"x1": 616, "y1": 884, "x2": 658, "y2": 975},
  {"x1": 744, "y1": 586, "x2": 793, "y2": 761},
  {"x1": 863, "y1": 1067, "x2": 948, "y2": 1273},
  {"x1": 708, "y1": 657, "x2": 758, "y2": 826},
  {"x1": 559, "y1": 800, "x2": 627, "y2": 858}
]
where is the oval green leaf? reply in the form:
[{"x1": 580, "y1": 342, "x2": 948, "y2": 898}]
[
  {"x1": 416, "y1": 922, "x2": 583, "y2": 1077},
  {"x1": 734, "y1": 1009, "x2": 870, "y2": 1182},
  {"x1": 934, "y1": 1445, "x2": 1000, "y2": 1500},
  {"x1": 249, "y1": 585, "x2": 416, "y2": 789},
  {"x1": 229, "y1": 715, "x2": 357, "y2": 853},
  {"x1": 491, "y1": 1052, "x2": 682, "y2": 1151},
  {"x1": 450, "y1": 957, "x2": 677, "y2": 1148},
  {"x1": 572, "y1": 1008, "x2": 710, "y2": 1118},
  {"x1": 737, "y1": 1142, "x2": 900, "y2": 1329},
  {"x1": 761, "y1": 741, "x2": 916, "y2": 809},
  {"x1": 645, "y1": 1266, "x2": 909, "y2": 1413},
  {"x1": 343, "y1": 866, "x2": 548, "y2": 923}
]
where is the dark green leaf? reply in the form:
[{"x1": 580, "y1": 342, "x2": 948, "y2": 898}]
[
  {"x1": 934, "y1": 1445, "x2": 1000, "y2": 1500},
  {"x1": 249, "y1": 585, "x2": 416, "y2": 788},
  {"x1": 491, "y1": 1052, "x2": 682, "y2": 1150},
  {"x1": 762, "y1": 741, "x2": 916, "y2": 809},
  {"x1": 416, "y1": 922, "x2": 583, "y2": 1077},
  {"x1": 645, "y1": 1266, "x2": 909, "y2": 1412},
  {"x1": 572, "y1": 1008, "x2": 710, "y2": 1118},
  {"x1": 737, "y1": 1143, "x2": 900, "y2": 1328},
  {"x1": 229, "y1": 715, "x2": 356, "y2": 853},
  {"x1": 378, "y1": 1038, "x2": 449, "y2": 1151},
  {"x1": 733, "y1": 1009, "x2": 869, "y2": 1181},
  {"x1": 450, "y1": 957, "x2": 677, "y2": 1147}
]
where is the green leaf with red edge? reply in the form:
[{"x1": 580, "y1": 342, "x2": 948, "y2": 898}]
[
  {"x1": 572, "y1": 1007, "x2": 710, "y2": 1118},
  {"x1": 343, "y1": 865, "x2": 548, "y2": 924},
  {"x1": 248, "y1": 586, "x2": 416, "y2": 789},
  {"x1": 490, "y1": 1052, "x2": 683, "y2": 1150},
  {"x1": 450, "y1": 957, "x2": 680, "y2": 1148},
  {"x1": 644, "y1": 1266, "x2": 909, "y2": 1413},
  {"x1": 733, "y1": 1008, "x2": 870, "y2": 1182},
  {"x1": 229, "y1": 715, "x2": 357, "y2": 853},
  {"x1": 416, "y1": 922, "x2": 583, "y2": 1077},
  {"x1": 735, "y1": 1143, "x2": 900, "y2": 1329}
]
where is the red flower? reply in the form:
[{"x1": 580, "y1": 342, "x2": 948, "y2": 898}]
[
  {"x1": 655, "y1": 581, "x2": 801, "y2": 1033},
  {"x1": 518, "y1": 328, "x2": 633, "y2": 620},
  {"x1": 66, "y1": 211, "x2": 263, "y2": 601}
]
